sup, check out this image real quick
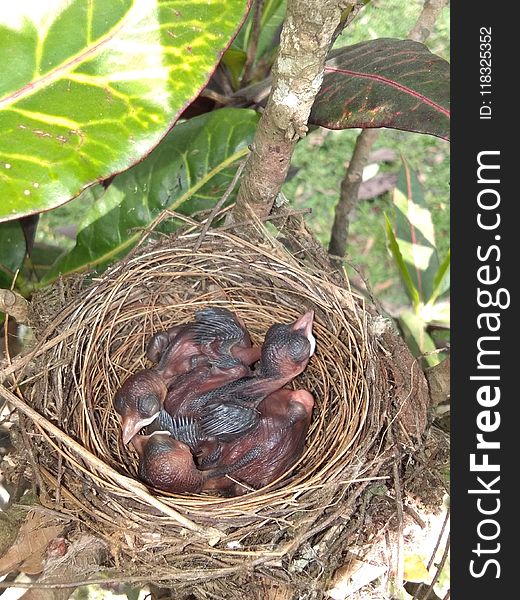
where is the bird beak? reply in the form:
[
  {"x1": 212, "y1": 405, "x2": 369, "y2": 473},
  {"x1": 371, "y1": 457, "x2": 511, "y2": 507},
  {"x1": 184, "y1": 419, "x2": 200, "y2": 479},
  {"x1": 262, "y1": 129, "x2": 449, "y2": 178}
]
[
  {"x1": 292, "y1": 310, "x2": 316, "y2": 356},
  {"x1": 122, "y1": 412, "x2": 160, "y2": 445}
]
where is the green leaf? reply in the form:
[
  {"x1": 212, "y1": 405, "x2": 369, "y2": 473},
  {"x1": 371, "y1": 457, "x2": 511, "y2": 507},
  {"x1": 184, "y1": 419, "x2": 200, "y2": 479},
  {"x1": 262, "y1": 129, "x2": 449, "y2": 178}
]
[
  {"x1": 419, "y1": 300, "x2": 450, "y2": 328},
  {"x1": 222, "y1": 47, "x2": 248, "y2": 89},
  {"x1": 310, "y1": 39, "x2": 450, "y2": 140},
  {"x1": 399, "y1": 310, "x2": 441, "y2": 367},
  {"x1": 393, "y1": 160, "x2": 439, "y2": 303},
  {"x1": 21, "y1": 242, "x2": 66, "y2": 283},
  {"x1": 403, "y1": 554, "x2": 431, "y2": 584},
  {"x1": 428, "y1": 248, "x2": 450, "y2": 305},
  {"x1": 233, "y1": 0, "x2": 285, "y2": 55},
  {"x1": 0, "y1": 221, "x2": 26, "y2": 288},
  {"x1": 43, "y1": 108, "x2": 259, "y2": 283},
  {"x1": 255, "y1": 0, "x2": 286, "y2": 61},
  {"x1": 384, "y1": 213, "x2": 420, "y2": 310},
  {"x1": 0, "y1": 0, "x2": 250, "y2": 223}
]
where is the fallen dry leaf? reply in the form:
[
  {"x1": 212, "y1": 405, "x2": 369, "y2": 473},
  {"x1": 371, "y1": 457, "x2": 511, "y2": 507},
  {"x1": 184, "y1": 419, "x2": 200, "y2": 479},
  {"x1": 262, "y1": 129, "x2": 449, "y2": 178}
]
[
  {"x1": 0, "y1": 510, "x2": 64, "y2": 576},
  {"x1": 425, "y1": 356, "x2": 450, "y2": 406},
  {"x1": 359, "y1": 173, "x2": 398, "y2": 201},
  {"x1": 369, "y1": 148, "x2": 398, "y2": 163}
]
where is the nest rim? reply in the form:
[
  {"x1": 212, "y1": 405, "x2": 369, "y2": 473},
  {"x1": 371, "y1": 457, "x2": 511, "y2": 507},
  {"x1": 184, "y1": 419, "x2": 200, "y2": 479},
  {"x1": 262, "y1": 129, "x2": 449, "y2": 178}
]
[{"x1": 9, "y1": 225, "x2": 391, "y2": 548}]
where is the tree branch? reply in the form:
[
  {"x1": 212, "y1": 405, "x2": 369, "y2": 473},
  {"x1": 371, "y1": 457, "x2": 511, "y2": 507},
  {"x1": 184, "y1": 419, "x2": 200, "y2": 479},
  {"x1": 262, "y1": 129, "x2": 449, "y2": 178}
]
[
  {"x1": 330, "y1": 1, "x2": 368, "y2": 47},
  {"x1": 328, "y1": 128, "x2": 380, "y2": 260},
  {"x1": 231, "y1": 0, "x2": 346, "y2": 224},
  {"x1": 408, "y1": 0, "x2": 449, "y2": 44},
  {"x1": 327, "y1": 0, "x2": 449, "y2": 259}
]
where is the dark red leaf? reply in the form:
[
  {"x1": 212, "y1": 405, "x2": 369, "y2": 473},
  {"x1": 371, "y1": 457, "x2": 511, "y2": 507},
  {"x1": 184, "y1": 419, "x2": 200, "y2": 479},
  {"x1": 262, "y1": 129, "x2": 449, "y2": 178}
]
[{"x1": 311, "y1": 39, "x2": 450, "y2": 140}]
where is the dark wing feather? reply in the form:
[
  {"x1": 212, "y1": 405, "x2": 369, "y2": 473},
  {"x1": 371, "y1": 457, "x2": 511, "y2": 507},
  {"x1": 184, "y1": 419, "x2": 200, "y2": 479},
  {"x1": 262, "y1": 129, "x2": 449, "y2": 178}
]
[
  {"x1": 193, "y1": 308, "x2": 246, "y2": 346},
  {"x1": 147, "y1": 410, "x2": 203, "y2": 450},
  {"x1": 207, "y1": 446, "x2": 262, "y2": 478},
  {"x1": 199, "y1": 402, "x2": 259, "y2": 440}
]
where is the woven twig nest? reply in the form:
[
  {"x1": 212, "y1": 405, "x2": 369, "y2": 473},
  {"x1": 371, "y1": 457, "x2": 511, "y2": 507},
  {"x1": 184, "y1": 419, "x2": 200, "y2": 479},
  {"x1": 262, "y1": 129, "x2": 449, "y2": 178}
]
[{"x1": 5, "y1": 222, "x2": 429, "y2": 597}]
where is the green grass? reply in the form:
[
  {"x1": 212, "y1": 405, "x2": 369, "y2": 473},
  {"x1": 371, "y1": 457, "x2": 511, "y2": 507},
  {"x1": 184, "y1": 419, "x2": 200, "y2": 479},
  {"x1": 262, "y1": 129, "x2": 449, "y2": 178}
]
[{"x1": 282, "y1": 128, "x2": 449, "y2": 308}]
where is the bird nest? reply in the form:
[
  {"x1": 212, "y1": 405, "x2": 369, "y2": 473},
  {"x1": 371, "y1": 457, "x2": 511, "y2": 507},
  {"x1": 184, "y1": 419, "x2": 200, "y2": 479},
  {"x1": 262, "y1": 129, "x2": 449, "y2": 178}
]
[{"x1": 3, "y1": 221, "x2": 429, "y2": 597}]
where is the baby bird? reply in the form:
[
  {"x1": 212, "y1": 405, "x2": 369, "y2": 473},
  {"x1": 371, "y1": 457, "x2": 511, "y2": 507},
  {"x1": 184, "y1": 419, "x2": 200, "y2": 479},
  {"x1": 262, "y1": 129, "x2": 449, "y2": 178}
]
[
  {"x1": 193, "y1": 310, "x2": 316, "y2": 442},
  {"x1": 202, "y1": 388, "x2": 315, "y2": 496},
  {"x1": 131, "y1": 431, "x2": 259, "y2": 494},
  {"x1": 191, "y1": 307, "x2": 261, "y2": 368},
  {"x1": 150, "y1": 310, "x2": 316, "y2": 470},
  {"x1": 145, "y1": 325, "x2": 184, "y2": 364},
  {"x1": 114, "y1": 308, "x2": 260, "y2": 444},
  {"x1": 149, "y1": 307, "x2": 260, "y2": 378},
  {"x1": 114, "y1": 370, "x2": 167, "y2": 445},
  {"x1": 148, "y1": 358, "x2": 249, "y2": 434},
  {"x1": 131, "y1": 432, "x2": 214, "y2": 494}
]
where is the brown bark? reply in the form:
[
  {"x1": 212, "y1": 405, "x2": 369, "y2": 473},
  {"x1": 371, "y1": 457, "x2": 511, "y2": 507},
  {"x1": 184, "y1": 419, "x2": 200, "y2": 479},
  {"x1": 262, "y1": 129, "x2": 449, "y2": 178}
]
[
  {"x1": 408, "y1": 0, "x2": 449, "y2": 44},
  {"x1": 231, "y1": 0, "x2": 347, "y2": 224},
  {"x1": 328, "y1": 0, "x2": 449, "y2": 259}
]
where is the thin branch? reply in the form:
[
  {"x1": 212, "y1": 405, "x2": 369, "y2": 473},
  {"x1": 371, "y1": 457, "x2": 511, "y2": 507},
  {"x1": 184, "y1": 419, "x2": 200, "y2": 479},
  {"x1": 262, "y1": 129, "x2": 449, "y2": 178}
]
[
  {"x1": 423, "y1": 534, "x2": 450, "y2": 600},
  {"x1": 328, "y1": 128, "x2": 380, "y2": 260},
  {"x1": 412, "y1": 508, "x2": 450, "y2": 600},
  {"x1": 328, "y1": 0, "x2": 449, "y2": 258},
  {"x1": 230, "y1": 2, "x2": 368, "y2": 109},
  {"x1": 231, "y1": 77, "x2": 273, "y2": 108},
  {"x1": 200, "y1": 88, "x2": 233, "y2": 105},
  {"x1": 231, "y1": 0, "x2": 346, "y2": 225},
  {"x1": 193, "y1": 160, "x2": 247, "y2": 251},
  {"x1": 389, "y1": 427, "x2": 404, "y2": 587},
  {"x1": 330, "y1": 1, "x2": 368, "y2": 47},
  {"x1": 408, "y1": 0, "x2": 450, "y2": 44}
]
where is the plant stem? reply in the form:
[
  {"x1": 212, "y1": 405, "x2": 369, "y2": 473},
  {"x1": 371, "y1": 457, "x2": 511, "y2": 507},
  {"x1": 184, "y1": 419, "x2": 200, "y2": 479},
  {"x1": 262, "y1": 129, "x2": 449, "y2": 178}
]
[
  {"x1": 330, "y1": 1, "x2": 367, "y2": 47},
  {"x1": 241, "y1": 0, "x2": 265, "y2": 87},
  {"x1": 408, "y1": 0, "x2": 450, "y2": 44}
]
